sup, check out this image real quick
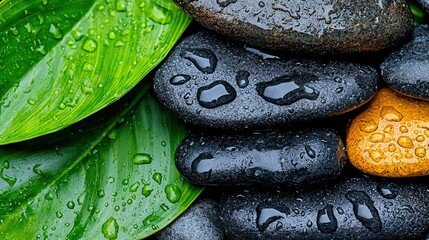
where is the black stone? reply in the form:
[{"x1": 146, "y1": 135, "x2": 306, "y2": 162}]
[
  {"x1": 173, "y1": 0, "x2": 413, "y2": 55},
  {"x1": 175, "y1": 128, "x2": 346, "y2": 187},
  {"x1": 219, "y1": 178, "x2": 429, "y2": 240},
  {"x1": 381, "y1": 25, "x2": 429, "y2": 101},
  {"x1": 416, "y1": 0, "x2": 429, "y2": 15},
  {"x1": 156, "y1": 199, "x2": 224, "y2": 240},
  {"x1": 154, "y1": 31, "x2": 379, "y2": 130}
]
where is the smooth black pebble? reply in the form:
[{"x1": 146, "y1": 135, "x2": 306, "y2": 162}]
[
  {"x1": 175, "y1": 128, "x2": 346, "y2": 187},
  {"x1": 155, "y1": 199, "x2": 224, "y2": 240},
  {"x1": 173, "y1": 0, "x2": 413, "y2": 55},
  {"x1": 154, "y1": 31, "x2": 379, "y2": 130},
  {"x1": 219, "y1": 178, "x2": 429, "y2": 240},
  {"x1": 381, "y1": 25, "x2": 429, "y2": 101}
]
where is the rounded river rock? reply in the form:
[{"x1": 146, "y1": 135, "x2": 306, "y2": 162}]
[
  {"x1": 173, "y1": 0, "x2": 413, "y2": 55},
  {"x1": 156, "y1": 199, "x2": 224, "y2": 240},
  {"x1": 347, "y1": 87, "x2": 429, "y2": 177},
  {"x1": 175, "y1": 128, "x2": 346, "y2": 187},
  {"x1": 381, "y1": 25, "x2": 429, "y2": 101},
  {"x1": 154, "y1": 31, "x2": 379, "y2": 130},
  {"x1": 219, "y1": 178, "x2": 429, "y2": 240}
]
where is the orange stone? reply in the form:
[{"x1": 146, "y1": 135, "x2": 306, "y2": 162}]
[{"x1": 347, "y1": 87, "x2": 429, "y2": 177}]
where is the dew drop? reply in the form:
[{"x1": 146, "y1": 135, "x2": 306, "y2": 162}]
[
  {"x1": 56, "y1": 211, "x2": 63, "y2": 218},
  {"x1": 143, "y1": 214, "x2": 159, "y2": 227},
  {"x1": 129, "y1": 181, "x2": 140, "y2": 192},
  {"x1": 115, "y1": 0, "x2": 127, "y2": 12},
  {"x1": 191, "y1": 152, "x2": 214, "y2": 178},
  {"x1": 180, "y1": 48, "x2": 218, "y2": 74},
  {"x1": 170, "y1": 74, "x2": 191, "y2": 85},
  {"x1": 82, "y1": 38, "x2": 98, "y2": 52},
  {"x1": 132, "y1": 153, "x2": 152, "y2": 165},
  {"x1": 235, "y1": 70, "x2": 250, "y2": 88},
  {"x1": 335, "y1": 87, "x2": 343, "y2": 93},
  {"x1": 415, "y1": 147, "x2": 426, "y2": 158},
  {"x1": 376, "y1": 183, "x2": 398, "y2": 199},
  {"x1": 256, "y1": 201, "x2": 290, "y2": 232},
  {"x1": 256, "y1": 74, "x2": 319, "y2": 105},
  {"x1": 107, "y1": 129, "x2": 117, "y2": 140},
  {"x1": 141, "y1": 184, "x2": 153, "y2": 197},
  {"x1": 317, "y1": 204, "x2": 337, "y2": 233},
  {"x1": 334, "y1": 76, "x2": 344, "y2": 84},
  {"x1": 102, "y1": 217, "x2": 119, "y2": 240},
  {"x1": 0, "y1": 160, "x2": 17, "y2": 187},
  {"x1": 346, "y1": 190, "x2": 382, "y2": 232},
  {"x1": 165, "y1": 184, "x2": 182, "y2": 203},
  {"x1": 49, "y1": 24, "x2": 63, "y2": 39},
  {"x1": 32, "y1": 164, "x2": 43, "y2": 175},
  {"x1": 97, "y1": 190, "x2": 105, "y2": 198},
  {"x1": 197, "y1": 81, "x2": 236, "y2": 108},
  {"x1": 108, "y1": 31, "x2": 117, "y2": 40},
  {"x1": 153, "y1": 173, "x2": 162, "y2": 184},
  {"x1": 67, "y1": 201, "x2": 75, "y2": 209},
  {"x1": 217, "y1": 0, "x2": 237, "y2": 7},
  {"x1": 148, "y1": 4, "x2": 172, "y2": 24},
  {"x1": 397, "y1": 136, "x2": 414, "y2": 149}
]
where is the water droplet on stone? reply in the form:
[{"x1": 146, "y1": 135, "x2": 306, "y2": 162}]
[
  {"x1": 368, "y1": 149, "x2": 386, "y2": 163},
  {"x1": 217, "y1": 0, "x2": 237, "y2": 7},
  {"x1": 305, "y1": 145, "x2": 316, "y2": 158},
  {"x1": 337, "y1": 207, "x2": 344, "y2": 215},
  {"x1": 49, "y1": 24, "x2": 63, "y2": 39},
  {"x1": 359, "y1": 119, "x2": 378, "y2": 133},
  {"x1": 170, "y1": 74, "x2": 191, "y2": 85},
  {"x1": 191, "y1": 152, "x2": 214, "y2": 178},
  {"x1": 256, "y1": 74, "x2": 319, "y2": 105},
  {"x1": 197, "y1": 81, "x2": 236, "y2": 108},
  {"x1": 415, "y1": 147, "x2": 426, "y2": 158},
  {"x1": 132, "y1": 153, "x2": 152, "y2": 165},
  {"x1": 82, "y1": 38, "x2": 98, "y2": 52},
  {"x1": 335, "y1": 87, "x2": 343, "y2": 93},
  {"x1": 377, "y1": 183, "x2": 398, "y2": 199},
  {"x1": 236, "y1": 70, "x2": 250, "y2": 88},
  {"x1": 369, "y1": 133, "x2": 385, "y2": 143},
  {"x1": 102, "y1": 217, "x2": 119, "y2": 240},
  {"x1": 244, "y1": 46, "x2": 279, "y2": 59},
  {"x1": 416, "y1": 135, "x2": 425, "y2": 142},
  {"x1": 256, "y1": 201, "x2": 290, "y2": 232},
  {"x1": 346, "y1": 190, "x2": 382, "y2": 232},
  {"x1": 334, "y1": 76, "x2": 344, "y2": 84},
  {"x1": 380, "y1": 106, "x2": 403, "y2": 122},
  {"x1": 165, "y1": 184, "x2": 182, "y2": 203},
  {"x1": 317, "y1": 204, "x2": 337, "y2": 233},
  {"x1": 397, "y1": 136, "x2": 414, "y2": 148},
  {"x1": 180, "y1": 48, "x2": 218, "y2": 74}
]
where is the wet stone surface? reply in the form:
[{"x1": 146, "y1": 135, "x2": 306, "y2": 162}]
[
  {"x1": 154, "y1": 31, "x2": 379, "y2": 130},
  {"x1": 219, "y1": 178, "x2": 429, "y2": 240},
  {"x1": 381, "y1": 25, "x2": 429, "y2": 101},
  {"x1": 156, "y1": 199, "x2": 224, "y2": 240},
  {"x1": 346, "y1": 87, "x2": 429, "y2": 177},
  {"x1": 173, "y1": 0, "x2": 413, "y2": 55},
  {"x1": 175, "y1": 128, "x2": 346, "y2": 187},
  {"x1": 417, "y1": 0, "x2": 429, "y2": 15}
]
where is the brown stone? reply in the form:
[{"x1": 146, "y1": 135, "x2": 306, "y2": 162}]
[{"x1": 347, "y1": 87, "x2": 429, "y2": 177}]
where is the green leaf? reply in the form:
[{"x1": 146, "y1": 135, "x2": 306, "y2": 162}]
[
  {"x1": 0, "y1": 81, "x2": 202, "y2": 239},
  {"x1": 0, "y1": 0, "x2": 191, "y2": 144},
  {"x1": 408, "y1": 0, "x2": 429, "y2": 25}
]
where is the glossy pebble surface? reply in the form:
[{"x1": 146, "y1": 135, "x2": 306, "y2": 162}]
[
  {"x1": 175, "y1": 128, "x2": 346, "y2": 187},
  {"x1": 219, "y1": 178, "x2": 429, "y2": 240},
  {"x1": 156, "y1": 199, "x2": 224, "y2": 240},
  {"x1": 347, "y1": 87, "x2": 429, "y2": 177},
  {"x1": 173, "y1": 0, "x2": 413, "y2": 55},
  {"x1": 416, "y1": 0, "x2": 429, "y2": 14},
  {"x1": 154, "y1": 31, "x2": 379, "y2": 130},
  {"x1": 381, "y1": 25, "x2": 429, "y2": 101}
]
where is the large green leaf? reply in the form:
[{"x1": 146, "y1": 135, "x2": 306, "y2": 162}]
[
  {"x1": 0, "y1": 81, "x2": 202, "y2": 239},
  {"x1": 0, "y1": 0, "x2": 191, "y2": 144}
]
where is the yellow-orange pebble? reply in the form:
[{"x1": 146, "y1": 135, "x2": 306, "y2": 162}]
[{"x1": 347, "y1": 87, "x2": 429, "y2": 177}]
